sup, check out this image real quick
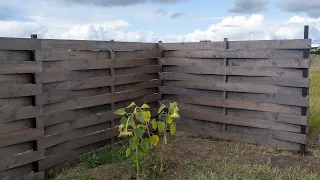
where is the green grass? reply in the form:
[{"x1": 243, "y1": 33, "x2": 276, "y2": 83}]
[{"x1": 309, "y1": 68, "x2": 320, "y2": 133}]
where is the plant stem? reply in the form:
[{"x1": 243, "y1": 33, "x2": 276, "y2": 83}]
[
  {"x1": 160, "y1": 123, "x2": 167, "y2": 171},
  {"x1": 136, "y1": 147, "x2": 139, "y2": 176},
  {"x1": 146, "y1": 122, "x2": 152, "y2": 149}
]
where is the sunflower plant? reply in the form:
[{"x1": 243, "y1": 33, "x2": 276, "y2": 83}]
[{"x1": 114, "y1": 102, "x2": 180, "y2": 176}]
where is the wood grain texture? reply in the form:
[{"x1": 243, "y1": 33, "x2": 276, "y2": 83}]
[
  {"x1": 164, "y1": 94, "x2": 301, "y2": 114},
  {"x1": 0, "y1": 50, "x2": 31, "y2": 61},
  {"x1": 163, "y1": 49, "x2": 303, "y2": 59},
  {"x1": 0, "y1": 106, "x2": 43, "y2": 123},
  {"x1": 0, "y1": 61, "x2": 42, "y2": 74},
  {"x1": 0, "y1": 37, "x2": 157, "y2": 51},
  {"x1": 0, "y1": 142, "x2": 33, "y2": 159},
  {"x1": 158, "y1": 39, "x2": 310, "y2": 50},
  {"x1": 114, "y1": 65, "x2": 160, "y2": 76},
  {"x1": 162, "y1": 101, "x2": 301, "y2": 133},
  {"x1": 0, "y1": 84, "x2": 42, "y2": 98},
  {"x1": 159, "y1": 57, "x2": 223, "y2": 66},
  {"x1": 0, "y1": 74, "x2": 33, "y2": 85},
  {"x1": 0, "y1": 119, "x2": 33, "y2": 135},
  {"x1": 1, "y1": 171, "x2": 45, "y2": 180},
  {"x1": 0, "y1": 150, "x2": 45, "y2": 171},
  {"x1": 178, "y1": 124, "x2": 300, "y2": 150},
  {"x1": 41, "y1": 58, "x2": 157, "y2": 71},
  {"x1": 228, "y1": 58, "x2": 310, "y2": 68},
  {"x1": 163, "y1": 80, "x2": 302, "y2": 95},
  {"x1": 162, "y1": 66, "x2": 303, "y2": 77},
  {"x1": 0, "y1": 128, "x2": 44, "y2": 148}
]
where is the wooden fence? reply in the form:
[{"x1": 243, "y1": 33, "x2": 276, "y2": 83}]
[
  {"x1": 0, "y1": 34, "x2": 311, "y2": 179},
  {"x1": 0, "y1": 37, "x2": 161, "y2": 179}
]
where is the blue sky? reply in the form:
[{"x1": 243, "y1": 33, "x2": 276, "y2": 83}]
[{"x1": 0, "y1": 0, "x2": 319, "y2": 46}]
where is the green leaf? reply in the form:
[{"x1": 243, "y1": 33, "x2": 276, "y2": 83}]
[
  {"x1": 141, "y1": 138, "x2": 149, "y2": 153},
  {"x1": 169, "y1": 102, "x2": 175, "y2": 115},
  {"x1": 127, "y1": 102, "x2": 136, "y2": 108},
  {"x1": 166, "y1": 114, "x2": 173, "y2": 125},
  {"x1": 136, "y1": 111, "x2": 145, "y2": 123},
  {"x1": 120, "y1": 117, "x2": 128, "y2": 125},
  {"x1": 128, "y1": 117, "x2": 136, "y2": 128},
  {"x1": 149, "y1": 135, "x2": 159, "y2": 146},
  {"x1": 151, "y1": 118, "x2": 157, "y2": 130},
  {"x1": 170, "y1": 122, "x2": 176, "y2": 136},
  {"x1": 129, "y1": 137, "x2": 139, "y2": 150},
  {"x1": 138, "y1": 146, "x2": 145, "y2": 155},
  {"x1": 158, "y1": 121, "x2": 166, "y2": 133},
  {"x1": 137, "y1": 124, "x2": 147, "y2": 129},
  {"x1": 142, "y1": 111, "x2": 151, "y2": 122},
  {"x1": 118, "y1": 124, "x2": 125, "y2": 131},
  {"x1": 134, "y1": 127, "x2": 145, "y2": 139},
  {"x1": 126, "y1": 148, "x2": 131, "y2": 157},
  {"x1": 141, "y1": 104, "x2": 150, "y2": 109},
  {"x1": 158, "y1": 104, "x2": 166, "y2": 114},
  {"x1": 114, "y1": 108, "x2": 126, "y2": 115}
]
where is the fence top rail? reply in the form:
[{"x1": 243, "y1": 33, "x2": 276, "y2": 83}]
[
  {"x1": 0, "y1": 37, "x2": 158, "y2": 51},
  {"x1": 158, "y1": 39, "x2": 311, "y2": 50}
]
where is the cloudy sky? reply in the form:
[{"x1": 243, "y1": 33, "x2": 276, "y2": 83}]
[{"x1": 0, "y1": 0, "x2": 319, "y2": 46}]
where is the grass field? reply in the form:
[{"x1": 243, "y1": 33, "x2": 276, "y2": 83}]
[{"x1": 51, "y1": 56, "x2": 320, "y2": 180}]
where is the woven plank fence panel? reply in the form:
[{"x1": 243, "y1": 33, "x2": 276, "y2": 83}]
[
  {"x1": 158, "y1": 39, "x2": 311, "y2": 151},
  {"x1": 0, "y1": 37, "x2": 311, "y2": 179}
]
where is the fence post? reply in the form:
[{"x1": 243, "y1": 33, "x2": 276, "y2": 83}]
[
  {"x1": 110, "y1": 49, "x2": 115, "y2": 144},
  {"x1": 158, "y1": 40, "x2": 163, "y2": 105},
  {"x1": 300, "y1": 25, "x2": 309, "y2": 153},
  {"x1": 30, "y1": 34, "x2": 44, "y2": 176},
  {"x1": 222, "y1": 38, "x2": 228, "y2": 131}
]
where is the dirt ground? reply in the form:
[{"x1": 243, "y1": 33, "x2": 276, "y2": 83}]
[{"x1": 52, "y1": 132, "x2": 320, "y2": 180}]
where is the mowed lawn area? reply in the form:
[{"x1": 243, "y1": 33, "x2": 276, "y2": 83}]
[{"x1": 51, "y1": 56, "x2": 320, "y2": 180}]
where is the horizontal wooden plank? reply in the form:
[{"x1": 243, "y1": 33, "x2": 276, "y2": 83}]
[
  {"x1": 115, "y1": 79, "x2": 161, "y2": 92},
  {"x1": 114, "y1": 73, "x2": 158, "y2": 85},
  {"x1": 0, "y1": 61, "x2": 42, "y2": 74},
  {"x1": 161, "y1": 72, "x2": 308, "y2": 88},
  {"x1": 163, "y1": 94, "x2": 301, "y2": 114},
  {"x1": 0, "y1": 97, "x2": 32, "y2": 109},
  {"x1": 35, "y1": 50, "x2": 109, "y2": 61},
  {"x1": 228, "y1": 76, "x2": 309, "y2": 88},
  {"x1": 162, "y1": 101, "x2": 301, "y2": 132},
  {"x1": 0, "y1": 164, "x2": 33, "y2": 179},
  {"x1": 160, "y1": 86, "x2": 308, "y2": 107},
  {"x1": 43, "y1": 76, "x2": 112, "y2": 92},
  {"x1": 0, "y1": 119, "x2": 33, "y2": 135},
  {"x1": 0, "y1": 84, "x2": 42, "y2": 98},
  {"x1": 38, "y1": 140, "x2": 109, "y2": 171},
  {"x1": 163, "y1": 80, "x2": 302, "y2": 95},
  {"x1": 0, "y1": 150, "x2": 45, "y2": 171},
  {"x1": 0, "y1": 128, "x2": 44, "y2": 148},
  {"x1": 227, "y1": 109, "x2": 307, "y2": 126},
  {"x1": 0, "y1": 37, "x2": 157, "y2": 51},
  {"x1": 160, "y1": 86, "x2": 223, "y2": 98},
  {"x1": 0, "y1": 74, "x2": 32, "y2": 85},
  {"x1": 114, "y1": 65, "x2": 160, "y2": 76},
  {"x1": 164, "y1": 49, "x2": 304, "y2": 59},
  {"x1": 0, "y1": 142, "x2": 33, "y2": 159},
  {"x1": 114, "y1": 50, "x2": 161, "y2": 59},
  {"x1": 227, "y1": 91, "x2": 308, "y2": 107},
  {"x1": 178, "y1": 125, "x2": 300, "y2": 150},
  {"x1": 158, "y1": 39, "x2": 311, "y2": 50},
  {"x1": 43, "y1": 88, "x2": 157, "y2": 114},
  {"x1": 227, "y1": 125, "x2": 306, "y2": 144},
  {"x1": 162, "y1": 66, "x2": 303, "y2": 77},
  {"x1": 229, "y1": 58, "x2": 310, "y2": 68},
  {"x1": 40, "y1": 104, "x2": 111, "y2": 127},
  {"x1": 38, "y1": 122, "x2": 112, "y2": 150},
  {"x1": 41, "y1": 58, "x2": 157, "y2": 71},
  {"x1": 35, "y1": 69, "x2": 110, "y2": 84},
  {"x1": 159, "y1": 57, "x2": 223, "y2": 66},
  {"x1": 45, "y1": 128, "x2": 118, "y2": 156},
  {"x1": 176, "y1": 118, "x2": 223, "y2": 130},
  {"x1": 0, "y1": 50, "x2": 31, "y2": 61},
  {"x1": 0, "y1": 106, "x2": 42, "y2": 123},
  {"x1": 36, "y1": 87, "x2": 110, "y2": 105}
]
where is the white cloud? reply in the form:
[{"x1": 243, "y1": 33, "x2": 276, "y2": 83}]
[{"x1": 0, "y1": 14, "x2": 319, "y2": 47}]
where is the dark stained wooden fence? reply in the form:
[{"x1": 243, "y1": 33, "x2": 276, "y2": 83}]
[
  {"x1": 158, "y1": 38, "x2": 311, "y2": 151},
  {"x1": 0, "y1": 37, "x2": 160, "y2": 179},
  {"x1": 0, "y1": 35, "x2": 311, "y2": 179}
]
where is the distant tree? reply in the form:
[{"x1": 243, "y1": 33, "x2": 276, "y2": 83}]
[{"x1": 200, "y1": 40, "x2": 211, "y2": 42}]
